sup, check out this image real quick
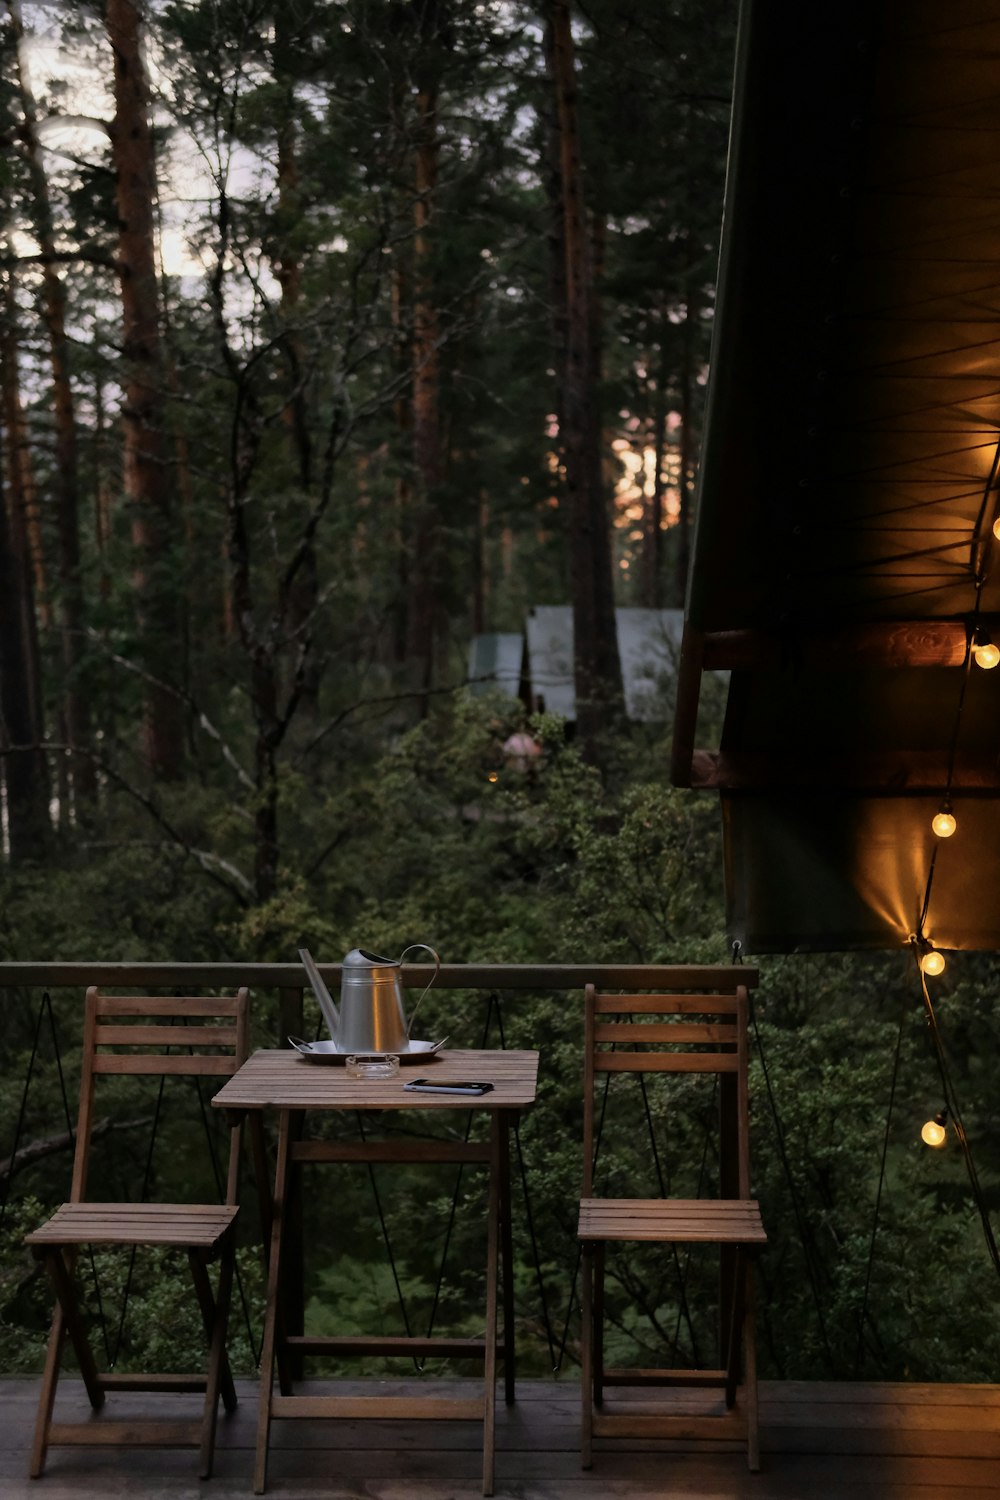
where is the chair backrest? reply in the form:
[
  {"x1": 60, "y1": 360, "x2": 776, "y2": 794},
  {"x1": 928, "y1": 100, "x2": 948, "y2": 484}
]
[
  {"x1": 583, "y1": 981, "x2": 753, "y2": 1200},
  {"x1": 69, "y1": 987, "x2": 250, "y2": 1206}
]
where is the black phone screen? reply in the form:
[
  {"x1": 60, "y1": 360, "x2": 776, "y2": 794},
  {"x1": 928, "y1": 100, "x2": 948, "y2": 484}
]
[{"x1": 403, "y1": 1079, "x2": 494, "y2": 1095}]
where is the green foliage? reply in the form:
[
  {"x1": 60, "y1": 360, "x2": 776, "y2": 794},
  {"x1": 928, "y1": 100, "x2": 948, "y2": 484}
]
[{"x1": 3, "y1": 701, "x2": 1000, "y2": 1383}]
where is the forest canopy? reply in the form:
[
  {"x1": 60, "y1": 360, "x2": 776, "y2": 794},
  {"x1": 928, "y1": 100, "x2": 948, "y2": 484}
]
[{"x1": 0, "y1": 0, "x2": 734, "y2": 876}]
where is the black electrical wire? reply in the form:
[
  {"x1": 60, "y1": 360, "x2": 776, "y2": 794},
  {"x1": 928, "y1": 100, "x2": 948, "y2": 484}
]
[
  {"x1": 489, "y1": 993, "x2": 558, "y2": 1368},
  {"x1": 919, "y1": 968, "x2": 1000, "y2": 1280},
  {"x1": 916, "y1": 602, "x2": 979, "y2": 942},
  {"x1": 636, "y1": 1043, "x2": 701, "y2": 1366},
  {"x1": 190, "y1": 1067, "x2": 260, "y2": 1365},
  {"x1": 853, "y1": 973, "x2": 908, "y2": 1377},
  {"x1": 749, "y1": 995, "x2": 837, "y2": 1374},
  {"x1": 111, "y1": 1040, "x2": 171, "y2": 1367},
  {"x1": 0, "y1": 992, "x2": 58, "y2": 1231},
  {"x1": 553, "y1": 1053, "x2": 613, "y2": 1374},
  {"x1": 418, "y1": 991, "x2": 500, "y2": 1363},
  {"x1": 356, "y1": 1105, "x2": 418, "y2": 1363}
]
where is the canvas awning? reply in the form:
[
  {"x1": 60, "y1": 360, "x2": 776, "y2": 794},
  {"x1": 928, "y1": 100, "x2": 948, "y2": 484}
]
[{"x1": 672, "y1": 0, "x2": 1000, "y2": 953}]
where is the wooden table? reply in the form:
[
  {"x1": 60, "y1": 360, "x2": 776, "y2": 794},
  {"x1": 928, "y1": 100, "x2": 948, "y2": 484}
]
[{"x1": 213, "y1": 1048, "x2": 539, "y2": 1496}]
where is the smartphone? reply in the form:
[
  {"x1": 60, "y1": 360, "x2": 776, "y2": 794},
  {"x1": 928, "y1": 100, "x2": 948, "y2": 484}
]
[{"x1": 403, "y1": 1079, "x2": 494, "y2": 1096}]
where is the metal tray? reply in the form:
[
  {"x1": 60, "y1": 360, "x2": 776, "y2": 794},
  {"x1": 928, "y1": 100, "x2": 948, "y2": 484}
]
[{"x1": 287, "y1": 1036, "x2": 448, "y2": 1064}]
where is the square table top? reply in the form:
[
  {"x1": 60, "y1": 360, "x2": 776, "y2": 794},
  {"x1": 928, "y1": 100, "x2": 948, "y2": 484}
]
[{"x1": 212, "y1": 1048, "x2": 540, "y2": 1112}]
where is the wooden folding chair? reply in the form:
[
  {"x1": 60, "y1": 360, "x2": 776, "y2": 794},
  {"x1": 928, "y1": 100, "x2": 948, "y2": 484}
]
[
  {"x1": 578, "y1": 976, "x2": 766, "y2": 1470},
  {"x1": 25, "y1": 986, "x2": 250, "y2": 1479}
]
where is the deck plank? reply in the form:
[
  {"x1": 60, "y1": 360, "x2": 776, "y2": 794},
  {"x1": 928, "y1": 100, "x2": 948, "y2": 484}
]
[{"x1": 2, "y1": 1377, "x2": 1000, "y2": 1498}]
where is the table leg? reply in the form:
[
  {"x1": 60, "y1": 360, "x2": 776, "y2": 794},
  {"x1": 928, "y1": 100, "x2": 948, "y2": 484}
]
[
  {"x1": 254, "y1": 1107, "x2": 292, "y2": 1495},
  {"x1": 481, "y1": 1112, "x2": 502, "y2": 1496},
  {"x1": 248, "y1": 1109, "x2": 292, "y2": 1395},
  {"x1": 248, "y1": 1113, "x2": 273, "y2": 1251},
  {"x1": 499, "y1": 1112, "x2": 516, "y2": 1406}
]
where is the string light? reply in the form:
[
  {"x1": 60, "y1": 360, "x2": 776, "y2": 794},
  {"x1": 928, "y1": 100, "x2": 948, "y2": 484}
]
[
  {"x1": 973, "y1": 628, "x2": 1000, "y2": 669},
  {"x1": 931, "y1": 803, "x2": 956, "y2": 838},
  {"x1": 920, "y1": 947, "x2": 946, "y2": 977},
  {"x1": 921, "y1": 1109, "x2": 948, "y2": 1148}
]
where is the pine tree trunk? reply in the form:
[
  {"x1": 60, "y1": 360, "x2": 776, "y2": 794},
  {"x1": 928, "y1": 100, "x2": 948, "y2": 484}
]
[
  {"x1": 105, "y1": 0, "x2": 183, "y2": 780},
  {"x1": 271, "y1": 12, "x2": 319, "y2": 705},
  {"x1": 0, "y1": 406, "x2": 50, "y2": 858},
  {"x1": 391, "y1": 260, "x2": 412, "y2": 664},
  {"x1": 542, "y1": 17, "x2": 568, "y2": 457},
  {"x1": 676, "y1": 278, "x2": 699, "y2": 605},
  {"x1": 547, "y1": 0, "x2": 624, "y2": 756},
  {"x1": 405, "y1": 2, "x2": 445, "y2": 696},
  {"x1": 643, "y1": 327, "x2": 668, "y2": 609},
  {"x1": 9, "y1": 0, "x2": 95, "y2": 804},
  {"x1": 0, "y1": 508, "x2": 50, "y2": 856},
  {"x1": 0, "y1": 280, "x2": 47, "y2": 754}
]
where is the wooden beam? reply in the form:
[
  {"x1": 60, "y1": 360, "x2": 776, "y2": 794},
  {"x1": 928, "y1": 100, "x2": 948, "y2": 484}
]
[
  {"x1": 669, "y1": 624, "x2": 705, "y2": 788},
  {"x1": 701, "y1": 620, "x2": 977, "y2": 671},
  {"x1": 690, "y1": 749, "x2": 1000, "y2": 792},
  {"x1": 0, "y1": 960, "x2": 759, "y2": 990}
]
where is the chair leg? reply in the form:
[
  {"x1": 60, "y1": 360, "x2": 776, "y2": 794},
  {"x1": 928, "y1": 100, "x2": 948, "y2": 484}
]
[
  {"x1": 43, "y1": 1250, "x2": 106, "y2": 1409},
  {"x1": 744, "y1": 1261, "x2": 760, "y2": 1472},
  {"x1": 255, "y1": 1109, "x2": 291, "y2": 1495},
  {"x1": 499, "y1": 1117, "x2": 516, "y2": 1407},
  {"x1": 189, "y1": 1243, "x2": 238, "y2": 1480},
  {"x1": 723, "y1": 1247, "x2": 746, "y2": 1409},
  {"x1": 189, "y1": 1246, "x2": 238, "y2": 1412},
  {"x1": 593, "y1": 1243, "x2": 605, "y2": 1409},
  {"x1": 481, "y1": 1113, "x2": 503, "y2": 1497},
  {"x1": 30, "y1": 1303, "x2": 67, "y2": 1478},
  {"x1": 580, "y1": 1243, "x2": 593, "y2": 1470}
]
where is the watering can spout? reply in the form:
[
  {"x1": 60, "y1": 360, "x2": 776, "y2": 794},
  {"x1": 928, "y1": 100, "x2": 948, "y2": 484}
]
[{"x1": 299, "y1": 949, "x2": 341, "y2": 1041}]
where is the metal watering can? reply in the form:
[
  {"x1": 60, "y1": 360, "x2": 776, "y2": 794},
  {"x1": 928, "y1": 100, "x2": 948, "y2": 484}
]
[{"x1": 299, "y1": 945, "x2": 441, "y2": 1053}]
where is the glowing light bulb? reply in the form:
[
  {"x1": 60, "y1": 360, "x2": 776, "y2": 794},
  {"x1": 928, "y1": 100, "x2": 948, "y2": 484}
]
[
  {"x1": 920, "y1": 948, "x2": 946, "y2": 976},
  {"x1": 975, "y1": 641, "x2": 1000, "y2": 669},
  {"x1": 994, "y1": 516, "x2": 1000, "y2": 541},
  {"x1": 932, "y1": 809, "x2": 956, "y2": 838},
  {"x1": 486, "y1": 771, "x2": 499, "y2": 784},
  {"x1": 921, "y1": 1112, "x2": 947, "y2": 1148}
]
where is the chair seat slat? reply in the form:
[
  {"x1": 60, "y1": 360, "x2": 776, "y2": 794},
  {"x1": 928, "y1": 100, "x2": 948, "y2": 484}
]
[
  {"x1": 27, "y1": 1202, "x2": 238, "y2": 1249},
  {"x1": 579, "y1": 1198, "x2": 766, "y2": 1245}
]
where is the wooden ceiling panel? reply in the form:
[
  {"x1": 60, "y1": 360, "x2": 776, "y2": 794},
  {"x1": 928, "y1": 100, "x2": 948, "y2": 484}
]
[{"x1": 674, "y1": 0, "x2": 1000, "y2": 952}]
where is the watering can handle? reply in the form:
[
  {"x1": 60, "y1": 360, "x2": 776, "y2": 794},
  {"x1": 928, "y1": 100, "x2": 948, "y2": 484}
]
[{"x1": 399, "y1": 944, "x2": 441, "y2": 1039}]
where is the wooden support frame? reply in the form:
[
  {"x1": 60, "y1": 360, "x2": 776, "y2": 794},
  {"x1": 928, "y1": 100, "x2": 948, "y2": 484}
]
[
  {"x1": 700, "y1": 619, "x2": 979, "y2": 671},
  {"x1": 688, "y1": 749, "x2": 1000, "y2": 792}
]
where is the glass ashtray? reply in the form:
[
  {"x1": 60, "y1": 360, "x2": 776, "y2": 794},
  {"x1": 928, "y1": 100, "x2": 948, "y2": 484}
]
[{"x1": 345, "y1": 1053, "x2": 400, "y2": 1080}]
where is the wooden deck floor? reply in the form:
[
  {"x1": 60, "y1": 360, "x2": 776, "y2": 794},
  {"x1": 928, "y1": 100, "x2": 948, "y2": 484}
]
[{"x1": 3, "y1": 1376, "x2": 1000, "y2": 1499}]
